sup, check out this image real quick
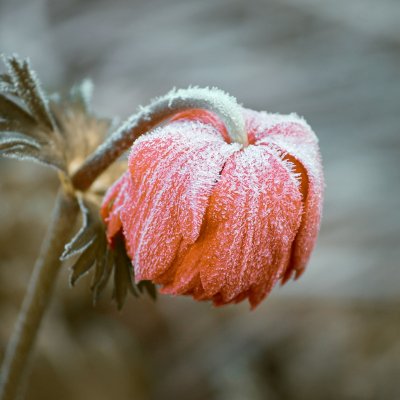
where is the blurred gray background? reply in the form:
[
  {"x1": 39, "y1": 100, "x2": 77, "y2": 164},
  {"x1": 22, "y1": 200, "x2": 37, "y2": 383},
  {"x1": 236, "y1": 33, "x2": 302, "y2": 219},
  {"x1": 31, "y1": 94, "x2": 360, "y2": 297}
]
[{"x1": 1, "y1": 0, "x2": 399, "y2": 399}]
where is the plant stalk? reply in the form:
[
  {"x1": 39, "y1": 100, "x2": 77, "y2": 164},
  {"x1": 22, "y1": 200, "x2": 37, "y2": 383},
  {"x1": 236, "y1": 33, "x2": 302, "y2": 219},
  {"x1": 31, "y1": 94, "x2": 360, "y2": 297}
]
[
  {"x1": 0, "y1": 189, "x2": 79, "y2": 400},
  {"x1": 72, "y1": 87, "x2": 247, "y2": 191}
]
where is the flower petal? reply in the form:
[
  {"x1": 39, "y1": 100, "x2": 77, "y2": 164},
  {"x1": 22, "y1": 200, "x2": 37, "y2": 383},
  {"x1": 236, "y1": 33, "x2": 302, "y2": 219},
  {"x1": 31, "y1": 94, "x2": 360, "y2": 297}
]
[
  {"x1": 100, "y1": 172, "x2": 130, "y2": 244},
  {"x1": 162, "y1": 144, "x2": 303, "y2": 307},
  {"x1": 119, "y1": 120, "x2": 240, "y2": 281},
  {"x1": 246, "y1": 109, "x2": 324, "y2": 281}
]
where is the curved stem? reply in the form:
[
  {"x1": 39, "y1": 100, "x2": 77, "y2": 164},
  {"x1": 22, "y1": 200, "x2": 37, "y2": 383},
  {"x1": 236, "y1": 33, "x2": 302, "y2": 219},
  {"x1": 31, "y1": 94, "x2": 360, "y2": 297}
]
[
  {"x1": 0, "y1": 189, "x2": 79, "y2": 400},
  {"x1": 72, "y1": 87, "x2": 247, "y2": 191}
]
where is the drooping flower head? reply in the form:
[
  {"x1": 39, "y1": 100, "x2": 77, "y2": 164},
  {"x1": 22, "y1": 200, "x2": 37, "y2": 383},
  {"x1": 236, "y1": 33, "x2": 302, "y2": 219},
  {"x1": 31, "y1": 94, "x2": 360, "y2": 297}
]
[{"x1": 101, "y1": 92, "x2": 323, "y2": 308}]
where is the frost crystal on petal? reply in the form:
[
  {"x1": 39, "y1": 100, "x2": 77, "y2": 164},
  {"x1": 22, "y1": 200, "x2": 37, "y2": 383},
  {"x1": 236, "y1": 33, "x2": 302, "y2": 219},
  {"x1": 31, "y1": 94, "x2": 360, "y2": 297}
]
[{"x1": 101, "y1": 105, "x2": 324, "y2": 308}]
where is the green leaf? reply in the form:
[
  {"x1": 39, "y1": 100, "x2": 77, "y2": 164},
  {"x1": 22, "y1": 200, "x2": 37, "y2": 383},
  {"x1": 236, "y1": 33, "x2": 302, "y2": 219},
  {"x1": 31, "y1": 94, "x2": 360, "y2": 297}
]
[
  {"x1": 92, "y1": 247, "x2": 114, "y2": 303},
  {"x1": 61, "y1": 196, "x2": 98, "y2": 260},
  {"x1": 137, "y1": 280, "x2": 157, "y2": 300},
  {"x1": 90, "y1": 235, "x2": 108, "y2": 291},
  {"x1": 112, "y1": 234, "x2": 138, "y2": 310},
  {"x1": 63, "y1": 195, "x2": 157, "y2": 308},
  {"x1": 69, "y1": 239, "x2": 100, "y2": 286}
]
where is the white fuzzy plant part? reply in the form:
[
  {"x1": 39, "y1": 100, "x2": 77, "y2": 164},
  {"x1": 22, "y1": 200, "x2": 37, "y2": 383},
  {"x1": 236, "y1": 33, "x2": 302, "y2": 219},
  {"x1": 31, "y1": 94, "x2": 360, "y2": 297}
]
[{"x1": 72, "y1": 86, "x2": 248, "y2": 190}]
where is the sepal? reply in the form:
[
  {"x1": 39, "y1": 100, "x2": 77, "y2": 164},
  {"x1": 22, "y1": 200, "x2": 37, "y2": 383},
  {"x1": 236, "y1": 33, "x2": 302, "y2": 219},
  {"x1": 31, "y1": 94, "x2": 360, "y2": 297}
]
[{"x1": 62, "y1": 195, "x2": 157, "y2": 309}]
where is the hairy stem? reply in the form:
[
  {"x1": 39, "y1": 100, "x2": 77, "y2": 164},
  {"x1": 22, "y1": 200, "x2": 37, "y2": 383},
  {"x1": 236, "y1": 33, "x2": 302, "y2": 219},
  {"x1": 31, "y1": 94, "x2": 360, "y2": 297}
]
[
  {"x1": 72, "y1": 87, "x2": 247, "y2": 191},
  {"x1": 0, "y1": 190, "x2": 79, "y2": 400}
]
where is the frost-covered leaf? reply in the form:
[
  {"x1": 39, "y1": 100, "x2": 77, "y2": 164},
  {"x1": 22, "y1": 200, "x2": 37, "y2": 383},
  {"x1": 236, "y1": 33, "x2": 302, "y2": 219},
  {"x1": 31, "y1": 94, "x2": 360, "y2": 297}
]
[
  {"x1": 0, "y1": 73, "x2": 14, "y2": 94},
  {"x1": 91, "y1": 246, "x2": 114, "y2": 303},
  {"x1": 0, "y1": 73, "x2": 12, "y2": 84},
  {"x1": 0, "y1": 94, "x2": 36, "y2": 126},
  {"x1": 70, "y1": 239, "x2": 100, "y2": 286},
  {"x1": 61, "y1": 196, "x2": 98, "y2": 260},
  {"x1": 113, "y1": 234, "x2": 138, "y2": 310},
  {"x1": 4, "y1": 55, "x2": 55, "y2": 130},
  {"x1": 0, "y1": 54, "x2": 65, "y2": 170},
  {"x1": 0, "y1": 132, "x2": 40, "y2": 151},
  {"x1": 63, "y1": 195, "x2": 157, "y2": 308},
  {"x1": 0, "y1": 131, "x2": 64, "y2": 168}
]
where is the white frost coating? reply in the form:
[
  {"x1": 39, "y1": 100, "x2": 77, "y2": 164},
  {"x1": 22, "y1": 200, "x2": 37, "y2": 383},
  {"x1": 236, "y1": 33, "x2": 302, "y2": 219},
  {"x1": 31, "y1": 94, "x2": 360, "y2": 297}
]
[
  {"x1": 0, "y1": 133, "x2": 41, "y2": 150},
  {"x1": 61, "y1": 196, "x2": 95, "y2": 260},
  {"x1": 133, "y1": 86, "x2": 247, "y2": 145},
  {"x1": 114, "y1": 120, "x2": 240, "y2": 279},
  {"x1": 163, "y1": 86, "x2": 247, "y2": 145},
  {"x1": 73, "y1": 86, "x2": 248, "y2": 189},
  {"x1": 4, "y1": 54, "x2": 56, "y2": 131}
]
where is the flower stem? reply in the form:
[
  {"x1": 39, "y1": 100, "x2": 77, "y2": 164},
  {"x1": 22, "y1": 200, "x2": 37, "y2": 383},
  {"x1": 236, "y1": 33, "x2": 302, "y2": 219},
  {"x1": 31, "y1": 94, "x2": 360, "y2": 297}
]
[
  {"x1": 72, "y1": 87, "x2": 247, "y2": 191},
  {"x1": 0, "y1": 189, "x2": 79, "y2": 400}
]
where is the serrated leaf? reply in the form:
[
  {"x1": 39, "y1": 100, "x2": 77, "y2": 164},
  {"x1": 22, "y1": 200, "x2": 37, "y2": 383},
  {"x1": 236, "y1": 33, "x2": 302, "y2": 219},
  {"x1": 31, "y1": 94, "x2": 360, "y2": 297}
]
[
  {"x1": 63, "y1": 195, "x2": 157, "y2": 308},
  {"x1": 1, "y1": 143, "x2": 43, "y2": 161},
  {"x1": 61, "y1": 196, "x2": 99, "y2": 260},
  {"x1": 0, "y1": 55, "x2": 66, "y2": 170},
  {"x1": 0, "y1": 73, "x2": 12, "y2": 84},
  {"x1": 0, "y1": 133, "x2": 41, "y2": 151},
  {"x1": 0, "y1": 120, "x2": 31, "y2": 134},
  {"x1": 0, "y1": 140, "x2": 65, "y2": 169},
  {"x1": 0, "y1": 75, "x2": 14, "y2": 94},
  {"x1": 0, "y1": 94, "x2": 36, "y2": 126},
  {"x1": 5, "y1": 56, "x2": 55, "y2": 130},
  {"x1": 70, "y1": 238, "x2": 101, "y2": 286}
]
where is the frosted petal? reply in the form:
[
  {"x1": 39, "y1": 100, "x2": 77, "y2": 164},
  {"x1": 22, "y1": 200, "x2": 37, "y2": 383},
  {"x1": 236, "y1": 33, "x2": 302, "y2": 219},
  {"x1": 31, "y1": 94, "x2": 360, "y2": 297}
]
[
  {"x1": 100, "y1": 172, "x2": 130, "y2": 243},
  {"x1": 119, "y1": 120, "x2": 240, "y2": 281},
  {"x1": 162, "y1": 145, "x2": 303, "y2": 307},
  {"x1": 101, "y1": 104, "x2": 324, "y2": 308},
  {"x1": 245, "y1": 110, "x2": 324, "y2": 280}
]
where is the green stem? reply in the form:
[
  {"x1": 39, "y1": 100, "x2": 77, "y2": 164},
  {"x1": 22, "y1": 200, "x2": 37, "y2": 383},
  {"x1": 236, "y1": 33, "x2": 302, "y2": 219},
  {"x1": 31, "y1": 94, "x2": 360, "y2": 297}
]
[{"x1": 0, "y1": 189, "x2": 79, "y2": 400}]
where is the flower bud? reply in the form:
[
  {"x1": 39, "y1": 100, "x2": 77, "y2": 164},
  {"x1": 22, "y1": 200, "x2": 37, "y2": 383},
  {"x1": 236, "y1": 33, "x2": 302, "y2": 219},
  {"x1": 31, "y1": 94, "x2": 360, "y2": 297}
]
[{"x1": 101, "y1": 107, "x2": 323, "y2": 308}]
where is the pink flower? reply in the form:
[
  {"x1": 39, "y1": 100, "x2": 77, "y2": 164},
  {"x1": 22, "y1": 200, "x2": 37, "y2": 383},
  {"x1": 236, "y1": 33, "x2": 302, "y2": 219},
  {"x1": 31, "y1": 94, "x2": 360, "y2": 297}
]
[{"x1": 101, "y1": 108, "x2": 323, "y2": 308}]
